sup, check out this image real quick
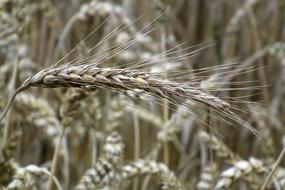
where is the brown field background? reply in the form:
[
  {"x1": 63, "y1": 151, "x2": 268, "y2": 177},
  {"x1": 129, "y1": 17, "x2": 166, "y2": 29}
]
[{"x1": 1, "y1": 0, "x2": 285, "y2": 189}]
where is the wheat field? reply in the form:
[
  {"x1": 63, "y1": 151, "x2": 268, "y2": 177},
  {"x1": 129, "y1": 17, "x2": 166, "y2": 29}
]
[{"x1": 1, "y1": 0, "x2": 285, "y2": 189}]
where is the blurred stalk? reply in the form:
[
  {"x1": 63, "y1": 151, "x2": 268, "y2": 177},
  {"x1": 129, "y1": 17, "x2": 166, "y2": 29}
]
[
  {"x1": 3, "y1": 56, "x2": 19, "y2": 146},
  {"x1": 133, "y1": 112, "x2": 140, "y2": 190},
  {"x1": 160, "y1": 27, "x2": 170, "y2": 166},
  {"x1": 261, "y1": 146, "x2": 285, "y2": 190},
  {"x1": 47, "y1": 126, "x2": 65, "y2": 190}
]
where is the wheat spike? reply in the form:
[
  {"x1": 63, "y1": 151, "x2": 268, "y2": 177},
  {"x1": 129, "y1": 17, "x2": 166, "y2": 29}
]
[
  {"x1": 0, "y1": 62, "x2": 262, "y2": 138},
  {"x1": 76, "y1": 132, "x2": 123, "y2": 189},
  {"x1": 76, "y1": 158, "x2": 118, "y2": 190},
  {"x1": 215, "y1": 158, "x2": 267, "y2": 190},
  {"x1": 103, "y1": 132, "x2": 124, "y2": 165},
  {"x1": 121, "y1": 159, "x2": 181, "y2": 189},
  {"x1": 21, "y1": 64, "x2": 229, "y2": 110},
  {"x1": 6, "y1": 165, "x2": 61, "y2": 190},
  {"x1": 0, "y1": 63, "x2": 231, "y2": 122}
]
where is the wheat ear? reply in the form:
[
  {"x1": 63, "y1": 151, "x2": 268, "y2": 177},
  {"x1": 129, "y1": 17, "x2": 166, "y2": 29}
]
[
  {"x1": 0, "y1": 64, "x2": 228, "y2": 117},
  {"x1": 0, "y1": 64, "x2": 260, "y2": 136},
  {"x1": 215, "y1": 158, "x2": 267, "y2": 190}
]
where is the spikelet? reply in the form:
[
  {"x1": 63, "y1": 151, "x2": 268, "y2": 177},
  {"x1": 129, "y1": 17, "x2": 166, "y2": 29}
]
[
  {"x1": 76, "y1": 158, "x2": 118, "y2": 190},
  {"x1": 6, "y1": 165, "x2": 61, "y2": 190},
  {"x1": 120, "y1": 160, "x2": 181, "y2": 189},
  {"x1": 77, "y1": 131, "x2": 180, "y2": 189},
  {"x1": 76, "y1": 132, "x2": 123, "y2": 189},
  {"x1": 215, "y1": 158, "x2": 267, "y2": 189},
  {"x1": 103, "y1": 132, "x2": 124, "y2": 165},
  {"x1": 60, "y1": 89, "x2": 88, "y2": 119},
  {"x1": 198, "y1": 131, "x2": 240, "y2": 163},
  {"x1": 196, "y1": 162, "x2": 218, "y2": 190}
]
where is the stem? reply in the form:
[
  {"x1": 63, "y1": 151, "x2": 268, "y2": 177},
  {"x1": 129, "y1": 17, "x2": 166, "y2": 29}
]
[
  {"x1": 261, "y1": 146, "x2": 285, "y2": 190},
  {"x1": 133, "y1": 112, "x2": 140, "y2": 190},
  {"x1": 47, "y1": 126, "x2": 66, "y2": 190},
  {"x1": 142, "y1": 143, "x2": 162, "y2": 190},
  {"x1": 133, "y1": 112, "x2": 140, "y2": 160},
  {"x1": 162, "y1": 90, "x2": 170, "y2": 166},
  {"x1": 3, "y1": 56, "x2": 19, "y2": 145},
  {"x1": 160, "y1": 27, "x2": 170, "y2": 166}
]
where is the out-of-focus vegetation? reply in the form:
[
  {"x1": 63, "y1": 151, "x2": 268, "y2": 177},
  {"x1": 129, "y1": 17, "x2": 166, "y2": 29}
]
[{"x1": 1, "y1": 0, "x2": 285, "y2": 189}]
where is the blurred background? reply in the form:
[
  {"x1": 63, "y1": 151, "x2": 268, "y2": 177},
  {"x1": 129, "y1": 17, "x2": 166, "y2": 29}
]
[{"x1": 1, "y1": 0, "x2": 285, "y2": 189}]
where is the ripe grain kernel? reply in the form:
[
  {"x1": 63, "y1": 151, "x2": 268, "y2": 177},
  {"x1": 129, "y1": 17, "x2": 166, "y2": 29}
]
[
  {"x1": 42, "y1": 75, "x2": 55, "y2": 85},
  {"x1": 133, "y1": 78, "x2": 148, "y2": 86},
  {"x1": 68, "y1": 73, "x2": 82, "y2": 80},
  {"x1": 82, "y1": 74, "x2": 94, "y2": 82}
]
